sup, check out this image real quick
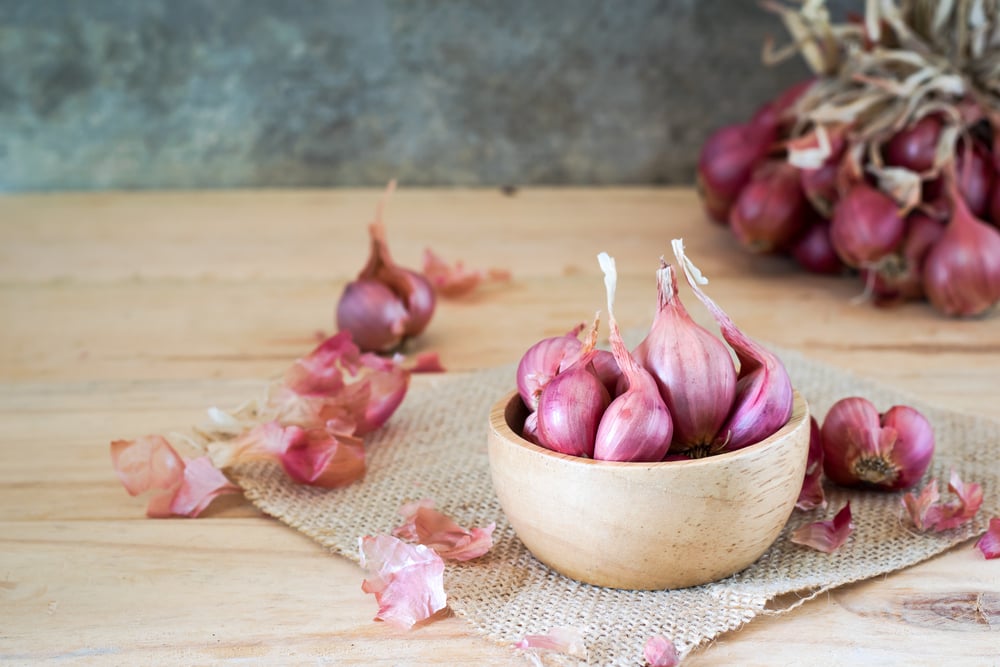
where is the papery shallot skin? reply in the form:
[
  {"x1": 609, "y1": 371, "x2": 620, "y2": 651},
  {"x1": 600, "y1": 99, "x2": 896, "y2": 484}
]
[
  {"x1": 821, "y1": 397, "x2": 934, "y2": 491},
  {"x1": 790, "y1": 501, "x2": 853, "y2": 553},
  {"x1": 358, "y1": 534, "x2": 447, "y2": 629},
  {"x1": 976, "y1": 517, "x2": 1000, "y2": 559}
]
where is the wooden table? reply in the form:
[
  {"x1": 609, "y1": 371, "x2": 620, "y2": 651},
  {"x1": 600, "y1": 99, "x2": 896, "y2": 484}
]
[{"x1": 1, "y1": 188, "x2": 997, "y2": 665}]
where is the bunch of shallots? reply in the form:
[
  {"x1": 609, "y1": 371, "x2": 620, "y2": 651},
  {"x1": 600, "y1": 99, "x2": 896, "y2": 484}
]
[
  {"x1": 698, "y1": 1, "x2": 1000, "y2": 317},
  {"x1": 516, "y1": 240, "x2": 794, "y2": 462}
]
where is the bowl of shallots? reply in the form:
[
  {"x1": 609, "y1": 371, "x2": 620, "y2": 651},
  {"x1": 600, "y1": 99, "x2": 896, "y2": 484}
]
[{"x1": 486, "y1": 242, "x2": 811, "y2": 590}]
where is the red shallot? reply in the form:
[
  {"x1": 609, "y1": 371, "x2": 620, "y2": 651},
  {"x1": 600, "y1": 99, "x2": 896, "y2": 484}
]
[
  {"x1": 922, "y1": 171, "x2": 1000, "y2": 316},
  {"x1": 516, "y1": 325, "x2": 584, "y2": 411},
  {"x1": 535, "y1": 317, "x2": 610, "y2": 458},
  {"x1": 593, "y1": 253, "x2": 673, "y2": 462},
  {"x1": 821, "y1": 397, "x2": 934, "y2": 491},
  {"x1": 673, "y1": 239, "x2": 794, "y2": 451},
  {"x1": 337, "y1": 182, "x2": 436, "y2": 352},
  {"x1": 633, "y1": 258, "x2": 737, "y2": 456}
]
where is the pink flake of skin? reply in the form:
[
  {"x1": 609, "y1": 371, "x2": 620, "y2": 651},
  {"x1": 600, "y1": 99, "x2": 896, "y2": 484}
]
[
  {"x1": 515, "y1": 626, "x2": 587, "y2": 659},
  {"x1": 282, "y1": 331, "x2": 354, "y2": 395},
  {"x1": 790, "y1": 502, "x2": 853, "y2": 553},
  {"x1": 393, "y1": 499, "x2": 495, "y2": 561},
  {"x1": 110, "y1": 436, "x2": 239, "y2": 518},
  {"x1": 168, "y1": 456, "x2": 241, "y2": 517},
  {"x1": 796, "y1": 416, "x2": 827, "y2": 511},
  {"x1": 358, "y1": 534, "x2": 447, "y2": 629},
  {"x1": 975, "y1": 517, "x2": 1000, "y2": 559},
  {"x1": 273, "y1": 331, "x2": 410, "y2": 435},
  {"x1": 422, "y1": 248, "x2": 511, "y2": 298},
  {"x1": 643, "y1": 635, "x2": 680, "y2": 667},
  {"x1": 902, "y1": 471, "x2": 983, "y2": 532},
  {"x1": 227, "y1": 421, "x2": 366, "y2": 489}
]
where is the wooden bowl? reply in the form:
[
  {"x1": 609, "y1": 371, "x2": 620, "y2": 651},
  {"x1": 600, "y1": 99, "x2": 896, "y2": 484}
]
[{"x1": 487, "y1": 390, "x2": 811, "y2": 590}]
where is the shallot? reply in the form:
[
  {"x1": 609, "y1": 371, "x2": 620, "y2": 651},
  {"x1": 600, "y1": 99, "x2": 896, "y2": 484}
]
[
  {"x1": 593, "y1": 253, "x2": 673, "y2": 462},
  {"x1": 821, "y1": 397, "x2": 934, "y2": 491},
  {"x1": 694, "y1": 3, "x2": 1000, "y2": 318},
  {"x1": 633, "y1": 258, "x2": 737, "y2": 456},
  {"x1": 337, "y1": 182, "x2": 436, "y2": 352}
]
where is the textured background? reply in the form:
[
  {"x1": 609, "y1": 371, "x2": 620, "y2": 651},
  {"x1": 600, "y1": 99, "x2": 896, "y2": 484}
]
[{"x1": 0, "y1": 1, "x2": 850, "y2": 191}]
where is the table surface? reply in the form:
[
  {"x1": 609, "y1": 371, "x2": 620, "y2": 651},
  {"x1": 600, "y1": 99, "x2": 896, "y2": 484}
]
[{"x1": 1, "y1": 188, "x2": 998, "y2": 665}]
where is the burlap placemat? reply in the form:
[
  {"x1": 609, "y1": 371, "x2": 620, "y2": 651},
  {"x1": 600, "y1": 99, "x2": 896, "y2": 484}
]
[{"x1": 230, "y1": 344, "x2": 999, "y2": 666}]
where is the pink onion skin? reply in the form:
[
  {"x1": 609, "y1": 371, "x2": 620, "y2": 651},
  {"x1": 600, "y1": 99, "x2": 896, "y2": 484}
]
[
  {"x1": 728, "y1": 161, "x2": 808, "y2": 253},
  {"x1": 336, "y1": 280, "x2": 410, "y2": 353},
  {"x1": 535, "y1": 364, "x2": 609, "y2": 458},
  {"x1": 821, "y1": 397, "x2": 934, "y2": 492},
  {"x1": 923, "y1": 179, "x2": 1000, "y2": 317},
  {"x1": 883, "y1": 115, "x2": 941, "y2": 173},
  {"x1": 634, "y1": 263, "x2": 737, "y2": 452},
  {"x1": 830, "y1": 182, "x2": 906, "y2": 268},
  {"x1": 516, "y1": 334, "x2": 583, "y2": 411},
  {"x1": 791, "y1": 222, "x2": 845, "y2": 275},
  {"x1": 697, "y1": 123, "x2": 772, "y2": 223}
]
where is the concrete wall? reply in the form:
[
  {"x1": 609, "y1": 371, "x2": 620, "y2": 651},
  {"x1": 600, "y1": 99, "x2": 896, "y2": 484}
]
[{"x1": 0, "y1": 1, "x2": 848, "y2": 191}]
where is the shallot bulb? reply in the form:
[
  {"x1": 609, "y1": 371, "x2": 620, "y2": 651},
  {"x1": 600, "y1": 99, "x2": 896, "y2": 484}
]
[
  {"x1": 922, "y1": 172, "x2": 1000, "y2": 316},
  {"x1": 728, "y1": 160, "x2": 807, "y2": 253},
  {"x1": 336, "y1": 181, "x2": 436, "y2": 352},
  {"x1": 535, "y1": 317, "x2": 610, "y2": 458},
  {"x1": 633, "y1": 259, "x2": 737, "y2": 456},
  {"x1": 593, "y1": 253, "x2": 673, "y2": 462},
  {"x1": 516, "y1": 326, "x2": 584, "y2": 411},
  {"x1": 672, "y1": 239, "x2": 793, "y2": 451},
  {"x1": 791, "y1": 221, "x2": 845, "y2": 275},
  {"x1": 821, "y1": 397, "x2": 934, "y2": 491},
  {"x1": 865, "y1": 213, "x2": 943, "y2": 306},
  {"x1": 883, "y1": 114, "x2": 942, "y2": 173},
  {"x1": 830, "y1": 181, "x2": 906, "y2": 268},
  {"x1": 697, "y1": 123, "x2": 773, "y2": 223}
]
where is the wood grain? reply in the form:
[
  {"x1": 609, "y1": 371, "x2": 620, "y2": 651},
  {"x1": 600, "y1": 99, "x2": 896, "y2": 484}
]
[{"x1": 1, "y1": 188, "x2": 998, "y2": 665}]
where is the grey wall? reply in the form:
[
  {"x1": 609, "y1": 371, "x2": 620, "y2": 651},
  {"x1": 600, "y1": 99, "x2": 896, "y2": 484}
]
[{"x1": 0, "y1": 1, "x2": 848, "y2": 191}]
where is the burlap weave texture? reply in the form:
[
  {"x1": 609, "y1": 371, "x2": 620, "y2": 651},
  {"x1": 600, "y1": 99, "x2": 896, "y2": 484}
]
[{"x1": 232, "y1": 345, "x2": 999, "y2": 666}]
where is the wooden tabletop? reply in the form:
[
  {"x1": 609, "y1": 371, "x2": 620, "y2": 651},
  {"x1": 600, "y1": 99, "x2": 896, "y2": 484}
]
[{"x1": 1, "y1": 188, "x2": 998, "y2": 665}]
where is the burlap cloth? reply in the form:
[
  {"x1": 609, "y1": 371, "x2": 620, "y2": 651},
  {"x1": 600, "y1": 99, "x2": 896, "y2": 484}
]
[{"x1": 230, "y1": 343, "x2": 999, "y2": 665}]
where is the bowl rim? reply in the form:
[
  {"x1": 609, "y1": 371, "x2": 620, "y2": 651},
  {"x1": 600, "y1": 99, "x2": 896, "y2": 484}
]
[{"x1": 490, "y1": 388, "x2": 809, "y2": 470}]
